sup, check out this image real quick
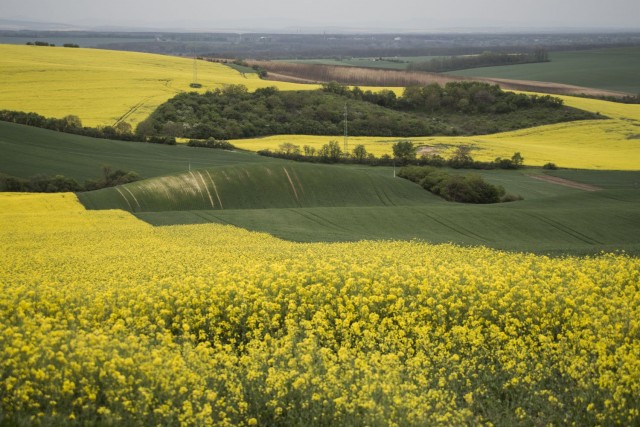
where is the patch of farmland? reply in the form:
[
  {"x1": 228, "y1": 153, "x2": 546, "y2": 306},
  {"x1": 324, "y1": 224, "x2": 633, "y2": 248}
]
[
  {"x1": 0, "y1": 44, "x2": 317, "y2": 127},
  {"x1": 447, "y1": 46, "x2": 640, "y2": 94}
]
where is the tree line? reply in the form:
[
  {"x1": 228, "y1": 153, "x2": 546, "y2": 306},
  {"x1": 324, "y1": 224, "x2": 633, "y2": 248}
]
[
  {"x1": 257, "y1": 139, "x2": 527, "y2": 171},
  {"x1": 0, "y1": 110, "x2": 176, "y2": 144},
  {"x1": 407, "y1": 49, "x2": 549, "y2": 73},
  {"x1": 0, "y1": 166, "x2": 140, "y2": 193}
]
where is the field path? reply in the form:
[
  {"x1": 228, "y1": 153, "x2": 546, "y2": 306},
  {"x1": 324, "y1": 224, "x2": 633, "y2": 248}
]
[{"x1": 531, "y1": 175, "x2": 602, "y2": 191}]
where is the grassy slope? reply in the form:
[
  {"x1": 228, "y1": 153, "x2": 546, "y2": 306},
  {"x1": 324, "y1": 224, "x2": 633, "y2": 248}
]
[
  {"x1": 77, "y1": 163, "x2": 438, "y2": 212},
  {"x1": 135, "y1": 190, "x2": 640, "y2": 255},
  {"x1": 76, "y1": 157, "x2": 640, "y2": 255},
  {"x1": 0, "y1": 121, "x2": 275, "y2": 181},
  {"x1": 447, "y1": 47, "x2": 640, "y2": 94},
  {"x1": 0, "y1": 44, "x2": 316, "y2": 127}
]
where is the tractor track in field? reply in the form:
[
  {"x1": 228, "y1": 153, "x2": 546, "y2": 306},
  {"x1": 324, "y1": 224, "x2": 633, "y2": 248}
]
[
  {"x1": 525, "y1": 212, "x2": 602, "y2": 245},
  {"x1": 289, "y1": 209, "x2": 351, "y2": 232},
  {"x1": 113, "y1": 95, "x2": 154, "y2": 127},
  {"x1": 410, "y1": 207, "x2": 489, "y2": 242}
]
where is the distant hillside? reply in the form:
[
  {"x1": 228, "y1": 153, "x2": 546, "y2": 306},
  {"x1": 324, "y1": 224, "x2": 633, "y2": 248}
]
[{"x1": 0, "y1": 44, "x2": 314, "y2": 128}]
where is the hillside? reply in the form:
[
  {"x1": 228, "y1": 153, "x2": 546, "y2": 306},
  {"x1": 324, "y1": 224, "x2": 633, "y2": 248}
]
[
  {"x1": 0, "y1": 44, "x2": 315, "y2": 127},
  {"x1": 0, "y1": 121, "x2": 275, "y2": 182},
  {"x1": 77, "y1": 163, "x2": 438, "y2": 212},
  {"x1": 74, "y1": 158, "x2": 640, "y2": 255}
]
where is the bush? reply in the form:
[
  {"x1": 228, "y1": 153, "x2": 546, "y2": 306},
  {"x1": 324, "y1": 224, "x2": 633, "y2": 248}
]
[
  {"x1": 543, "y1": 162, "x2": 558, "y2": 170},
  {"x1": 0, "y1": 173, "x2": 82, "y2": 193},
  {"x1": 147, "y1": 136, "x2": 177, "y2": 145},
  {"x1": 187, "y1": 138, "x2": 235, "y2": 149},
  {"x1": 398, "y1": 166, "x2": 521, "y2": 204}
]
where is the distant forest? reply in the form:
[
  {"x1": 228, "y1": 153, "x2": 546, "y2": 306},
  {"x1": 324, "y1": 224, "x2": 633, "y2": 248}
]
[
  {"x1": 137, "y1": 81, "x2": 599, "y2": 140},
  {"x1": 1, "y1": 30, "x2": 639, "y2": 58}
]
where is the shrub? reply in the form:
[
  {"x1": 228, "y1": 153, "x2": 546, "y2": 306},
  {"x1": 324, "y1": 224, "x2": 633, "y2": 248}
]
[
  {"x1": 187, "y1": 138, "x2": 235, "y2": 149},
  {"x1": 398, "y1": 166, "x2": 521, "y2": 204}
]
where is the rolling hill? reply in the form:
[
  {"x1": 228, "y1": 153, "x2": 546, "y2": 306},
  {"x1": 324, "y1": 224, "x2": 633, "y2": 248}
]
[
  {"x1": 75, "y1": 158, "x2": 640, "y2": 255},
  {"x1": 0, "y1": 121, "x2": 276, "y2": 181},
  {"x1": 0, "y1": 44, "x2": 316, "y2": 128},
  {"x1": 77, "y1": 163, "x2": 438, "y2": 212}
]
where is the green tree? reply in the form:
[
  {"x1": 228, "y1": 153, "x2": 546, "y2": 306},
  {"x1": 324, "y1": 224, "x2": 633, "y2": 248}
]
[
  {"x1": 319, "y1": 140, "x2": 342, "y2": 162},
  {"x1": 115, "y1": 121, "x2": 133, "y2": 135},
  {"x1": 511, "y1": 152, "x2": 524, "y2": 168},
  {"x1": 450, "y1": 145, "x2": 474, "y2": 168},
  {"x1": 303, "y1": 145, "x2": 316, "y2": 157},
  {"x1": 352, "y1": 144, "x2": 368, "y2": 162},
  {"x1": 278, "y1": 143, "x2": 301, "y2": 156},
  {"x1": 392, "y1": 140, "x2": 416, "y2": 164},
  {"x1": 62, "y1": 115, "x2": 82, "y2": 130}
]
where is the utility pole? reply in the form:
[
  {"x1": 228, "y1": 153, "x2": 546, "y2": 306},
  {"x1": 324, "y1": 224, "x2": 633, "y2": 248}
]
[
  {"x1": 193, "y1": 55, "x2": 198, "y2": 85},
  {"x1": 343, "y1": 103, "x2": 348, "y2": 154},
  {"x1": 190, "y1": 49, "x2": 202, "y2": 88}
]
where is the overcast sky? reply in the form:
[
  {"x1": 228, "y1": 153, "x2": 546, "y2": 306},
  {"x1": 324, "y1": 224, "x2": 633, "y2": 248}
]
[{"x1": 3, "y1": 0, "x2": 639, "y2": 31}]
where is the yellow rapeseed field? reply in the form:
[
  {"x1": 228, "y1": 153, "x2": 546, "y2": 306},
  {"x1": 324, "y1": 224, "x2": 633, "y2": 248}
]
[
  {"x1": 0, "y1": 44, "x2": 316, "y2": 127},
  {"x1": 232, "y1": 96, "x2": 640, "y2": 170},
  {"x1": 2, "y1": 43, "x2": 638, "y2": 169},
  {"x1": 2, "y1": 192, "x2": 639, "y2": 426}
]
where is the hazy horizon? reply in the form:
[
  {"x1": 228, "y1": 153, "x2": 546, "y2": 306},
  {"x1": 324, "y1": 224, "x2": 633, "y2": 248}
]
[{"x1": 2, "y1": 0, "x2": 640, "y2": 33}]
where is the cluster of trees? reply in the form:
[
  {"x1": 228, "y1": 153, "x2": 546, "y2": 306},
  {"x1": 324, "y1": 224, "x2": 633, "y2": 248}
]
[
  {"x1": 186, "y1": 138, "x2": 235, "y2": 149},
  {"x1": 407, "y1": 49, "x2": 549, "y2": 73},
  {"x1": 416, "y1": 146, "x2": 525, "y2": 170},
  {"x1": 259, "y1": 141, "x2": 354, "y2": 164},
  {"x1": 399, "y1": 82, "x2": 564, "y2": 114},
  {"x1": 137, "y1": 85, "x2": 449, "y2": 140},
  {"x1": 139, "y1": 82, "x2": 592, "y2": 141},
  {"x1": 25, "y1": 41, "x2": 56, "y2": 47},
  {"x1": 258, "y1": 139, "x2": 526, "y2": 171},
  {"x1": 577, "y1": 93, "x2": 640, "y2": 105},
  {"x1": 397, "y1": 166, "x2": 522, "y2": 204},
  {"x1": 0, "y1": 166, "x2": 139, "y2": 193},
  {"x1": 322, "y1": 80, "x2": 564, "y2": 114},
  {"x1": 0, "y1": 110, "x2": 176, "y2": 144},
  {"x1": 25, "y1": 41, "x2": 80, "y2": 48}
]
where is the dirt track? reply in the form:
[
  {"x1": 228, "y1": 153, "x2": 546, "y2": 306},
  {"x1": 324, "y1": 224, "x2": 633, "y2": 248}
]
[{"x1": 531, "y1": 174, "x2": 602, "y2": 191}]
